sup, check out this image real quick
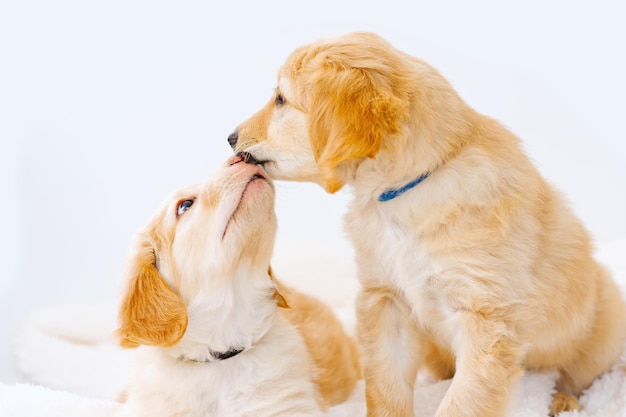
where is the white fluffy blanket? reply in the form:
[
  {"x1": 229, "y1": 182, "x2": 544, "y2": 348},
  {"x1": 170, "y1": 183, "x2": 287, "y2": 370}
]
[{"x1": 2, "y1": 239, "x2": 626, "y2": 417}]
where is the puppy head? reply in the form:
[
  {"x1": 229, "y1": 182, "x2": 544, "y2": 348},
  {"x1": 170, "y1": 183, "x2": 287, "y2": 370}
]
[
  {"x1": 117, "y1": 155, "x2": 278, "y2": 348},
  {"x1": 232, "y1": 32, "x2": 411, "y2": 193}
]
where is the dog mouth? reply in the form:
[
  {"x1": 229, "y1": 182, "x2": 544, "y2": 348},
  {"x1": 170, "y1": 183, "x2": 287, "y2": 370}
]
[{"x1": 236, "y1": 151, "x2": 270, "y2": 167}]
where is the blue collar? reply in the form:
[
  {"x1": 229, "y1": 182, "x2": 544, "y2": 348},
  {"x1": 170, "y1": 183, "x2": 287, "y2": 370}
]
[{"x1": 378, "y1": 171, "x2": 431, "y2": 202}]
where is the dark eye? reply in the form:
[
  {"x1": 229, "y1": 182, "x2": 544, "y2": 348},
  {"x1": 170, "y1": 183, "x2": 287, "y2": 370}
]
[
  {"x1": 274, "y1": 93, "x2": 285, "y2": 106},
  {"x1": 177, "y1": 199, "x2": 194, "y2": 216}
]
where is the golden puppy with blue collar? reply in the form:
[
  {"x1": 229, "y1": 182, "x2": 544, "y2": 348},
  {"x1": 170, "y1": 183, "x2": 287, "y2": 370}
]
[{"x1": 229, "y1": 32, "x2": 626, "y2": 417}]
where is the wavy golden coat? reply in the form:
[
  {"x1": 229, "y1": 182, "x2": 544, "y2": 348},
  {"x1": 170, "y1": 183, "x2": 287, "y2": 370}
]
[{"x1": 231, "y1": 32, "x2": 626, "y2": 417}]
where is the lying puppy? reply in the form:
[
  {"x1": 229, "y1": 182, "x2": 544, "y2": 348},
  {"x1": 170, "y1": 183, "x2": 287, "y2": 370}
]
[
  {"x1": 115, "y1": 154, "x2": 360, "y2": 417},
  {"x1": 229, "y1": 32, "x2": 626, "y2": 417}
]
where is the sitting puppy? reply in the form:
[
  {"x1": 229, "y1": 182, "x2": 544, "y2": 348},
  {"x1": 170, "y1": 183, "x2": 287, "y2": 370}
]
[
  {"x1": 229, "y1": 32, "x2": 626, "y2": 417},
  {"x1": 115, "y1": 154, "x2": 360, "y2": 417}
]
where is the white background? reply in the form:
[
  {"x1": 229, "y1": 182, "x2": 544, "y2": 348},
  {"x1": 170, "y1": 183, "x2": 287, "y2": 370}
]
[{"x1": 1, "y1": 0, "x2": 625, "y2": 383}]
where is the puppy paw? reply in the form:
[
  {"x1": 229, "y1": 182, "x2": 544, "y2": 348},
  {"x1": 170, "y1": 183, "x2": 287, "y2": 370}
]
[{"x1": 549, "y1": 392, "x2": 582, "y2": 416}]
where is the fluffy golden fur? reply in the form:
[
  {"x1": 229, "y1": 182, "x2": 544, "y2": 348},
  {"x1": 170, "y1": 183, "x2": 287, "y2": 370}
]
[
  {"x1": 116, "y1": 155, "x2": 359, "y2": 416},
  {"x1": 230, "y1": 32, "x2": 626, "y2": 417}
]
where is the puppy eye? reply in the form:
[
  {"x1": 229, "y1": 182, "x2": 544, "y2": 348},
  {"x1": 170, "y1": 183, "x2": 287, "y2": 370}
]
[
  {"x1": 177, "y1": 199, "x2": 194, "y2": 216},
  {"x1": 274, "y1": 93, "x2": 285, "y2": 106}
]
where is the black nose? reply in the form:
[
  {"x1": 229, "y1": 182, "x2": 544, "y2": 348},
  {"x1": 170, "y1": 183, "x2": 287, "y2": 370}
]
[{"x1": 227, "y1": 131, "x2": 238, "y2": 149}]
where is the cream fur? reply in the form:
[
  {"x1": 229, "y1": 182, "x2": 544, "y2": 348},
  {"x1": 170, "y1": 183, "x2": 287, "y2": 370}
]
[
  {"x1": 115, "y1": 155, "x2": 359, "y2": 417},
  {"x1": 231, "y1": 32, "x2": 626, "y2": 417}
]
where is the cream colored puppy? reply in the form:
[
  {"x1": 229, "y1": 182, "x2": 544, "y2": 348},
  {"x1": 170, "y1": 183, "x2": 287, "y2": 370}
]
[
  {"x1": 229, "y1": 32, "x2": 626, "y2": 417},
  {"x1": 116, "y1": 154, "x2": 360, "y2": 417}
]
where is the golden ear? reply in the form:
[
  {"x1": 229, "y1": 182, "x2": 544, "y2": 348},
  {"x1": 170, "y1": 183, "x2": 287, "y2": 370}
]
[
  {"x1": 268, "y1": 266, "x2": 290, "y2": 309},
  {"x1": 117, "y1": 242, "x2": 188, "y2": 348},
  {"x1": 307, "y1": 62, "x2": 408, "y2": 193}
]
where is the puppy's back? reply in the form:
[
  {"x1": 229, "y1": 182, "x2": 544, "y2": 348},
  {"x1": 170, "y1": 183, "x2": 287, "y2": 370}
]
[{"x1": 273, "y1": 276, "x2": 361, "y2": 409}]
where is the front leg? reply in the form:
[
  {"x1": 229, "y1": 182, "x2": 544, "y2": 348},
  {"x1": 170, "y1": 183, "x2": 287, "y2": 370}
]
[
  {"x1": 436, "y1": 309, "x2": 523, "y2": 417},
  {"x1": 357, "y1": 286, "x2": 422, "y2": 417}
]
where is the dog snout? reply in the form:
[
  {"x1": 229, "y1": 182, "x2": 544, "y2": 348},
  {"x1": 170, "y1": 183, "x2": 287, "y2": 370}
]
[{"x1": 227, "y1": 131, "x2": 239, "y2": 149}]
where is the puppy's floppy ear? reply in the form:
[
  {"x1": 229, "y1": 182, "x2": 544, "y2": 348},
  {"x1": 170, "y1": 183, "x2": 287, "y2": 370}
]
[
  {"x1": 307, "y1": 48, "x2": 409, "y2": 193},
  {"x1": 117, "y1": 238, "x2": 188, "y2": 348}
]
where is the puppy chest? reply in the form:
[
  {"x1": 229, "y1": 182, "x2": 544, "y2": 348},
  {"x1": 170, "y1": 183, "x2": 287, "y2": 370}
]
[
  {"x1": 130, "y1": 329, "x2": 320, "y2": 416},
  {"x1": 130, "y1": 362, "x2": 303, "y2": 416},
  {"x1": 350, "y1": 218, "x2": 449, "y2": 324}
]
